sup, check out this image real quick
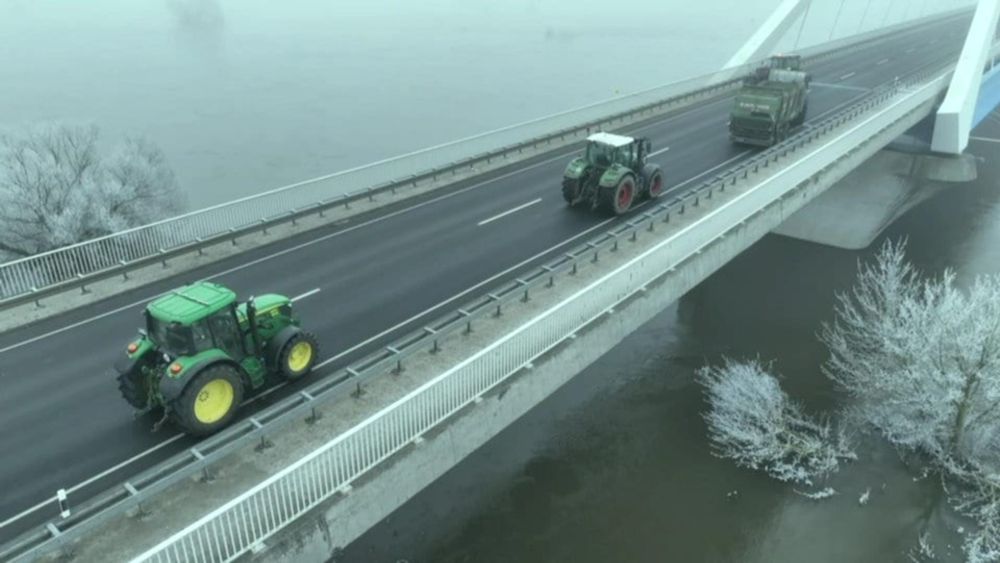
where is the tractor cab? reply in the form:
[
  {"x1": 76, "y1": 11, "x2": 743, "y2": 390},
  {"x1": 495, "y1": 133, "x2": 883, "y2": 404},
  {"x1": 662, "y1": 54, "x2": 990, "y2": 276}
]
[
  {"x1": 144, "y1": 282, "x2": 247, "y2": 361},
  {"x1": 583, "y1": 132, "x2": 650, "y2": 170}
]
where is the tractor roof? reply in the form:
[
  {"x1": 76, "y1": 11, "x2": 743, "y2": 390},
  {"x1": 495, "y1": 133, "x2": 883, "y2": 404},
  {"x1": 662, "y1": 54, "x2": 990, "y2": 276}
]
[
  {"x1": 147, "y1": 281, "x2": 237, "y2": 325},
  {"x1": 587, "y1": 132, "x2": 634, "y2": 148}
]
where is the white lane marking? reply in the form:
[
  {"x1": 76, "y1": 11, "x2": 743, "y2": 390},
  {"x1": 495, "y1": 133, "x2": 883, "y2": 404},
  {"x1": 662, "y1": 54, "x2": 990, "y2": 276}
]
[
  {"x1": 242, "y1": 382, "x2": 288, "y2": 405},
  {"x1": 315, "y1": 216, "x2": 617, "y2": 369},
  {"x1": 670, "y1": 150, "x2": 753, "y2": 190},
  {"x1": 970, "y1": 136, "x2": 1000, "y2": 144},
  {"x1": 477, "y1": 198, "x2": 543, "y2": 227},
  {"x1": 0, "y1": 151, "x2": 576, "y2": 355},
  {"x1": 0, "y1": 47, "x2": 939, "y2": 523},
  {"x1": 876, "y1": 58, "x2": 890, "y2": 65},
  {"x1": 315, "y1": 148, "x2": 754, "y2": 371},
  {"x1": 0, "y1": 433, "x2": 185, "y2": 530},
  {"x1": 839, "y1": 71, "x2": 857, "y2": 81},
  {"x1": 811, "y1": 81, "x2": 869, "y2": 93},
  {"x1": 649, "y1": 146, "x2": 671, "y2": 157},
  {"x1": 290, "y1": 288, "x2": 320, "y2": 302},
  {"x1": 0, "y1": 96, "x2": 722, "y2": 355},
  {"x1": 0, "y1": 46, "x2": 902, "y2": 356},
  {"x1": 0, "y1": 81, "x2": 790, "y2": 529}
]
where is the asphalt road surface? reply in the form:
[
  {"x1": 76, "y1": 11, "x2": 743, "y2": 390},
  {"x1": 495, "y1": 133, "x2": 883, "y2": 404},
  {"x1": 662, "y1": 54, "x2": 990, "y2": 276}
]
[{"x1": 0, "y1": 13, "x2": 973, "y2": 543}]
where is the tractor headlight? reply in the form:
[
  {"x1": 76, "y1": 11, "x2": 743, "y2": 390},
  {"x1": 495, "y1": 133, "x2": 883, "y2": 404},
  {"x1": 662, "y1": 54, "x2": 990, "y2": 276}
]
[
  {"x1": 169, "y1": 362, "x2": 182, "y2": 375},
  {"x1": 127, "y1": 342, "x2": 138, "y2": 354}
]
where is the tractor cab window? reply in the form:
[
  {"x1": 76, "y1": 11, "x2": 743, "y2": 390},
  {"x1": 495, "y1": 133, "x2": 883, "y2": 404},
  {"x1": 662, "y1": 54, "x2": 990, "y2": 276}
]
[
  {"x1": 277, "y1": 304, "x2": 293, "y2": 321},
  {"x1": 191, "y1": 321, "x2": 213, "y2": 352},
  {"x1": 613, "y1": 144, "x2": 634, "y2": 166},
  {"x1": 146, "y1": 315, "x2": 196, "y2": 357},
  {"x1": 585, "y1": 142, "x2": 615, "y2": 166},
  {"x1": 208, "y1": 309, "x2": 245, "y2": 359}
]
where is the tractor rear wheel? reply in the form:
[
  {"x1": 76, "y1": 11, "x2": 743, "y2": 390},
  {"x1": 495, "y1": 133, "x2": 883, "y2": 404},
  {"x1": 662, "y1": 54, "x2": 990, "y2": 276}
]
[
  {"x1": 117, "y1": 368, "x2": 148, "y2": 409},
  {"x1": 646, "y1": 170, "x2": 664, "y2": 200},
  {"x1": 599, "y1": 175, "x2": 635, "y2": 216},
  {"x1": 171, "y1": 363, "x2": 245, "y2": 436},
  {"x1": 277, "y1": 331, "x2": 319, "y2": 381}
]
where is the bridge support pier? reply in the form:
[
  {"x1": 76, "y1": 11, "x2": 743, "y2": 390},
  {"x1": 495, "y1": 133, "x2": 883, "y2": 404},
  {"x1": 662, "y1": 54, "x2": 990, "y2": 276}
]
[{"x1": 772, "y1": 148, "x2": 977, "y2": 249}]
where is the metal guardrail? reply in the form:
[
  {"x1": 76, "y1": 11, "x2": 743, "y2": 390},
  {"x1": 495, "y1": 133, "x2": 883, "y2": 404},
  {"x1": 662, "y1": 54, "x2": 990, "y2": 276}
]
[
  {"x1": 130, "y1": 61, "x2": 957, "y2": 563},
  {"x1": 0, "y1": 31, "x2": 964, "y2": 562},
  {"x1": 0, "y1": 7, "x2": 972, "y2": 307}
]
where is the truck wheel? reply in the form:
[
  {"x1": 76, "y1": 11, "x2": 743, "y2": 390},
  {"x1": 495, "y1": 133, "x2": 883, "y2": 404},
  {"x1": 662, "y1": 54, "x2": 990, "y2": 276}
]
[
  {"x1": 599, "y1": 176, "x2": 635, "y2": 216},
  {"x1": 561, "y1": 177, "x2": 580, "y2": 205},
  {"x1": 171, "y1": 363, "x2": 244, "y2": 436},
  {"x1": 794, "y1": 101, "x2": 808, "y2": 126},
  {"x1": 277, "y1": 331, "x2": 319, "y2": 381},
  {"x1": 646, "y1": 170, "x2": 664, "y2": 200}
]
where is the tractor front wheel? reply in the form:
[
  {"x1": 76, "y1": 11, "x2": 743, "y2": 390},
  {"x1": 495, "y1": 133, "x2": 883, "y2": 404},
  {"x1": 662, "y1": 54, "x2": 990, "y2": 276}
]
[
  {"x1": 171, "y1": 364, "x2": 244, "y2": 436},
  {"x1": 277, "y1": 331, "x2": 319, "y2": 381}
]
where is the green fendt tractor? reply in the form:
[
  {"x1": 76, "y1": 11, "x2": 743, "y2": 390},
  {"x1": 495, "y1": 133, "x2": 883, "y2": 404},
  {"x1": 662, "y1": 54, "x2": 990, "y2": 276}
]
[
  {"x1": 728, "y1": 53, "x2": 811, "y2": 147},
  {"x1": 113, "y1": 281, "x2": 319, "y2": 436},
  {"x1": 561, "y1": 132, "x2": 664, "y2": 216}
]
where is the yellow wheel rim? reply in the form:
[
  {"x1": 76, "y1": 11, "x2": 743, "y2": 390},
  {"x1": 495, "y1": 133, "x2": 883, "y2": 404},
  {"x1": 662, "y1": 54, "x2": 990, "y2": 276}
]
[
  {"x1": 287, "y1": 341, "x2": 313, "y2": 373},
  {"x1": 194, "y1": 379, "x2": 235, "y2": 424}
]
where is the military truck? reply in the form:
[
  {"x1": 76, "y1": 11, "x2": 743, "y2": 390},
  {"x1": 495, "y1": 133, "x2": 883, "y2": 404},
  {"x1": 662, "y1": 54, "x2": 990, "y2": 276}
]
[
  {"x1": 114, "y1": 281, "x2": 319, "y2": 436},
  {"x1": 728, "y1": 54, "x2": 810, "y2": 147},
  {"x1": 562, "y1": 132, "x2": 664, "y2": 215}
]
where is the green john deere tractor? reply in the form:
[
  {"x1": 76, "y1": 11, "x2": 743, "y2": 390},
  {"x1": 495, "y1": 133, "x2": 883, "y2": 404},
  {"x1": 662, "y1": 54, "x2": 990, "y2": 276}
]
[
  {"x1": 113, "y1": 281, "x2": 319, "y2": 436},
  {"x1": 561, "y1": 132, "x2": 664, "y2": 215}
]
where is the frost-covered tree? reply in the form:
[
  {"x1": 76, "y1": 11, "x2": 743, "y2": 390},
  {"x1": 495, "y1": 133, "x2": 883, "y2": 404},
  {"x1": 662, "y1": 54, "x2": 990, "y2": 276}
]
[
  {"x1": 820, "y1": 240, "x2": 1000, "y2": 561},
  {"x1": 0, "y1": 123, "x2": 183, "y2": 260},
  {"x1": 698, "y1": 241, "x2": 1000, "y2": 561},
  {"x1": 821, "y1": 240, "x2": 1000, "y2": 473},
  {"x1": 699, "y1": 358, "x2": 855, "y2": 487}
]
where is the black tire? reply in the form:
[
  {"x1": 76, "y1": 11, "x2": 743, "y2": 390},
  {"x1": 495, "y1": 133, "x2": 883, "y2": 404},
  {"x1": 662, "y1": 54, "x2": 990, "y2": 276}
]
[
  {"x1": 793, "y1": 100, "x2": 808, "y2": 126},
  {"x1": 598, "y1": 175, "x2": 636, "y2": 216},
  {"x1": 114, "y1": 355, "x2": 154, "y2": 409},
  {"x1": 277, "y1": 331, "x2": 319, "y2": 381},
  {"x1": 170, "y1": 363, "x2": 245, "y2": 437},
  {"x1": 561, "y1": 177, "x2": 580, "y2": 205},
  {"x1": 775, "y1": 123, "x2": 789, "y2": 144},
  {"x1": 645, "y1": 169, "x2": 664, "y2": 200},
  {"x1": 117, "y1": 369, "x2": 148, "y2": 409}
]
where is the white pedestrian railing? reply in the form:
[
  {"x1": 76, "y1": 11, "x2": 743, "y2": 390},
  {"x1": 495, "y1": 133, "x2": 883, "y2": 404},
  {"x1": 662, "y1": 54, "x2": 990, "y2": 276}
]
[
  {"x1": 0, "y1": 7, "x2": 967, "y2": 304},
  {"x1": 132, "y1": 63, "x2": 950, "y2": 563}
]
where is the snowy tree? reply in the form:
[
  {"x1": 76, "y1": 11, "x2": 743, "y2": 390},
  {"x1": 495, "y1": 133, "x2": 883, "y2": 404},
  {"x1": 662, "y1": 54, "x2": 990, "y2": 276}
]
[
  {"x1": 698, "y1": 240, "x2": 1000, "y2": 561},
  {"x1": 0, "y1": 123, "x2": 183, "y2": 260},
  {"x1": 699, "y1": 358, "x2": 855, "y2": 487},
  {"x1": 820, "y1": 240, "x2": 1000, "y2": 474},
  {"x1": 820, "y1": 239, "x2": 1000, "y2": 561}
]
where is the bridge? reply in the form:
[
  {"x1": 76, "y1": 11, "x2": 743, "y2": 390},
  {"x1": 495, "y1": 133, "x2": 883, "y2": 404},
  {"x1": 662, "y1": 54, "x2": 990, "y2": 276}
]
[{"x1": 2, "y1": 1, "x2": 1000, "y2": 561}]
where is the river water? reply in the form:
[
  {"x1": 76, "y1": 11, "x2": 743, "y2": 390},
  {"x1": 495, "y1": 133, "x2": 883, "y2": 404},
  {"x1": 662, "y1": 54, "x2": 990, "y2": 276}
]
[{"x1": 337, "y1": 125, "x2": 1000, "y2": 561}]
